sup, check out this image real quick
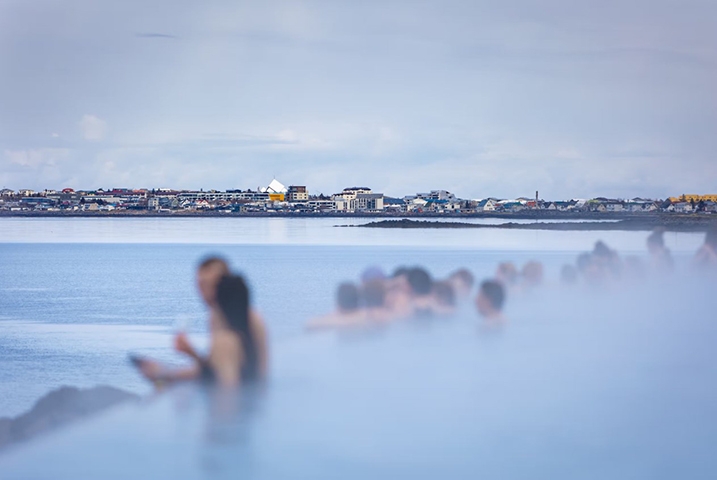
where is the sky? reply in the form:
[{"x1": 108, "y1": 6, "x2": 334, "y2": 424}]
[{"x1": 1, "y1": 0, "x2": 715, "y2": 199}]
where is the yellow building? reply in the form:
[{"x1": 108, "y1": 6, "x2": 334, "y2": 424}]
[{"x1": 668, "y1": 194, "x2": 717, "y2": 203}]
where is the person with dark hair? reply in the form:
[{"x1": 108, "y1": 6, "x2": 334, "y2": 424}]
[
  {"x1": 136, "y1": 259, "x2": 268, "y2": 388},
  {"x1": 474, "y1": 280, "x2": 506, "y2": 324},
  {"x1": 591, "y1": 240, "x2": 622, "y2": 281},
  {"x1": 406, "y1": 267, "x2": 435, "y2": 318},
  {"x1": 693, "y1": 228, "x2": 717, "y2": 270},
  {"x1": 647, "y1": 228, "x2": 674, "y2": 273},
  {"x1": 337, "y1": 283, "x2": 360, "y2": 312},
  {"x1": 433, "y1": 281, "x2": 457, "y2": 316},
  {"x1": 306, "y1": 282, "x2": 365, "y2": 330},
  {"x1": 447, "y1": 268, "x2": 474, "y2": 300},
  {"x1": 361, "y1": 280, "x2": 391, "y2": 322},
  {"x1": 203, "y1": 274, "x2": 268, "y2": 385}
]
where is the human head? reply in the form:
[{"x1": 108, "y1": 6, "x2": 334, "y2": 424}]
[
  {"x1": 433, "y1": 281, "x2": 456, "y2": 308},
  {"x1": 521, "y1": 261, "x2": 544, "y2": 287},
  {"x1": 495, "y1": 262, "x2": 518, "y2": 286},
  {"x1": 475, "y1": 280, "x2": 505, "y2": 318},
  {"x1": 448, "y1": 268, "x2": 474, "y2": 298},
  {"x1": 593, "y1": 241, "x2": 614, "y2": 259},
  {"x1": 361, "y1": 280, "x2": 386, "y2": 309},
  {"x1": 647, "y1": 228, "x2": 666, "y2": 254},
  {"x1": 406, "y1": 267, "x2": 433, "y2": 297},
  {"x1": 336, "y1": 282, "x2": 360, "y2": 313},
  {"x1": 215, "y1": 274, "x2": 250, "y2": 335},
  {"x1": 360, "y1": 266, "x2": 385, "y2": 284},
  {"x1": 197, "y1": 256, "x2": 230, "y2": 306}
]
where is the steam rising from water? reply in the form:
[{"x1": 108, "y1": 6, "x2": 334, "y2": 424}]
[{"x1": 2, "y1": 270, "x2": 717, "y2": 479}]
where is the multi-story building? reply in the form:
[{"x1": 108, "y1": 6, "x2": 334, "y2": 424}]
[
  {"x1": 287, "y1": 186, "x2": 309, "y2": 202},
  {"x1": 331, "y1": 187, "x2": 385, "y2": 212}
]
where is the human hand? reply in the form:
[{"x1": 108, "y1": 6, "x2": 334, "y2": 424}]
[
  {"x1": 137, "y1": 359, "x2": 163, "y2": 381},
  {"x1": 174, "y1": 332, "x2": 195, "y2": 357}
]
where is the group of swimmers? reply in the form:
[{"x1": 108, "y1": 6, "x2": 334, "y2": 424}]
[
  {"x1": 557, "y1": 227, "x2": 717, "y2": 288},
  {"x1": 133, "y1": 228, "x2": 717, "y2": 389},
  {"x1": 306, "y1": 265, "x2": 508, "y2": 331}
]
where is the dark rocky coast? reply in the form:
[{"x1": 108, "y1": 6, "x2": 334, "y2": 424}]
[
  {"x1": 348, "y1": 216, "x2": 717, "y2": 232},
  {"x1": 0, "y1": 386, "x2": 139, "y2": 451}
]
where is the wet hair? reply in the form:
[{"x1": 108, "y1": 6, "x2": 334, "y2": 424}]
[
  {"x1": 449, "y1": 268, "x2": 475, "y2": 289},
  {"x1": 198, "y1": 256, "x2": 229, "y2": 273},
  {"x1": 407, "y1": 267, "x2": 433, "y2": 296},
  {"x1": 215, "y1": 274, "x2": 257, "y2": 381},
  {"x1": 361, "y1": 280, "x2": 386, "y2": 308},
  {"x1": 593, "y1": 241, "x2": 613, "y2": 258},
  {"x1": 480, "y1": 280, "x2": 505, "y2": 311},
  {"x1": 336, "y1": 282, "x2": 360, "y2": 312},
  {"x1": 647, "y1": 228, "x2": 665, "y2": 248},
  {"x1": 391, "y1": 266, "x2": 410, "y2": 278},
  {"x1": 576, "y1": 253, "x2": 593, "y2": 273},
  {"x1": 434, "y1": 281, "x2": 456, "y2": 307}
]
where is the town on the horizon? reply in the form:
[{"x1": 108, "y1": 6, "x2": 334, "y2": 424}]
[{"x1": 1, "y1": 179, "x2": 716, "y2": 215}]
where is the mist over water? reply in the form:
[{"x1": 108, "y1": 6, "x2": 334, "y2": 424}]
[
  {"x1": 2, "y1": 272, "x2": 716, "y2": 478},
  {"x1": 0, "y1": 218, "x2": 715, "y2": 478}
]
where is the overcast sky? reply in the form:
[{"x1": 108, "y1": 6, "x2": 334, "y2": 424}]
[{"x1": 1, "y1": 0, "x2": 715, "y2": 199}]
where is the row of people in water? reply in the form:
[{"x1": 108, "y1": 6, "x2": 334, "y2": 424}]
[
  {"x1": 557, "y1": 227, "x2": 717, "y2": 288},
  {"x1": 134, "y1": 258, "x2": 508, "y2": 388},
  {"x1": 306, "y1": 266, "x2": 507, "y2": 331},
  {"x1": 133, "y1": 228, "x2": 716, "y2": 388}
]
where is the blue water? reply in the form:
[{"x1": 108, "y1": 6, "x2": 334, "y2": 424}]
[
  {"x1": 1, "y1": 218, "x2": 715, "y2": 479},
  {"x1": 0, "y1": 241, "x2": 575, "y2": 416}
]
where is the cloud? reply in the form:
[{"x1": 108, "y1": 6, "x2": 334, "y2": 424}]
[
  {"x1": 79, "y1": 115, "x2": 107, "y2": 142},
  {"x1": 135, "y1": 33, "x2": 178, "y2": 39},
  {"x1": 1, "y1": 1, "x2": 716, "y2": 197}
]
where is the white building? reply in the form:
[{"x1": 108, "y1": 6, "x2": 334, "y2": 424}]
[
  {"x1": 331, "y1": 187, "x2": 385, "y2": 212},
  {"x1": 259, "y1": 179, "x2": 288, "y2": 194}
]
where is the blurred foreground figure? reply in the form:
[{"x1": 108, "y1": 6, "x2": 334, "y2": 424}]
[
  {"x1": 693, "y1": 229, "x2": 717, "y2": 270},
  {"x1": 136, "y1": 257, "x2": 268, "y2": 388},
  {"x1": 646, "y1": 228, "x2": 674, "y2": 273},
  {"x1": 474, "y1": 280, "x2": 506, "y2": 326}
]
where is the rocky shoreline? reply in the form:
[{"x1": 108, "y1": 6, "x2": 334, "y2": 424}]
[
  {"x1": 350, "y1": 216, "x2": 717, "y2": 232},
  {"x1": 0, "y1": 386, "x2": 139, "y2": 452}
]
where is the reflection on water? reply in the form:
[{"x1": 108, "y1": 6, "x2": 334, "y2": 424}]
[{"x1": 1, "y1": 273, "x2": 717, "y2": 479}]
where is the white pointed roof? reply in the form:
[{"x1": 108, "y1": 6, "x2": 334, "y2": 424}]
[{"x1": 263, "y1": 178, "x2": 287, "y2": 194}]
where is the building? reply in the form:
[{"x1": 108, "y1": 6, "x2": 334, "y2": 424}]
[
  {"x1": 259, "y1": 179, "x2": 288, "y2": 202},
  {"x1": 287, "y1": 186, "x2": 309, "y2": 203},
  {"x1": 331, "y1": 187, "x2": 385, "y2": 212}
]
